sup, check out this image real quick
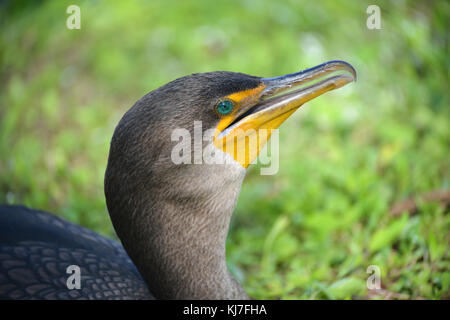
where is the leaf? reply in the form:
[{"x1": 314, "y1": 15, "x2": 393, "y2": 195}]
[
  {"x1": 369, "y1": 214, "x2": 408, "y2": 252},
  {"x1": 327, "y1": 277, "x2": 366, "y2": 299}
]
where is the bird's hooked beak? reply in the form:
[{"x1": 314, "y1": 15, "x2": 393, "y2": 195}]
[{"x1": 213, "y1": 60, "x2": 357, "y2": 167}]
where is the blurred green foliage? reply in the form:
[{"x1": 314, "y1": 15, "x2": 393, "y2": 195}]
[{"x1": 0, "y1": 0, "x2": 448, "y2": 299}]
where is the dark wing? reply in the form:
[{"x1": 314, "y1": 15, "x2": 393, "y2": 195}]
[{"x1": 0, "y1": 205, "x2": 154, "y2": 300}]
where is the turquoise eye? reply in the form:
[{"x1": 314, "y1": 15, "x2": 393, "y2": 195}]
[{"x1": 216, "y1": 100, "x2": 234, "y2": 115}]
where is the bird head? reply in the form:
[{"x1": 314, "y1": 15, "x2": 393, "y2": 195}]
[{"x1": 104, "y1": 60, "x2": 356, "y2": 299}]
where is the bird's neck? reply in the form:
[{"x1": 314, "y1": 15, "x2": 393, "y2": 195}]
[
  {"x1": 114, "y1": 164, "x2": 248, "y2": 299},
  {"x1": 137, "y1": 201, "x2": 247, "y2": 299}
]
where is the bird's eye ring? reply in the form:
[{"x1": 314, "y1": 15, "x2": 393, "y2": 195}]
[{"x1": 216, "y1": 100, "x2": 234, "y2": 116}]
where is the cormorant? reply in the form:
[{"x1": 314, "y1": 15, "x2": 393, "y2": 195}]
[{"x1": 0, "y1": 61, "x2": 356, "y2": 299}]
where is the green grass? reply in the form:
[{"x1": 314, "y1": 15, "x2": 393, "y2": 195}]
[{"x1": 1, "y1": 0, "x2": 449, "y2": 299}]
